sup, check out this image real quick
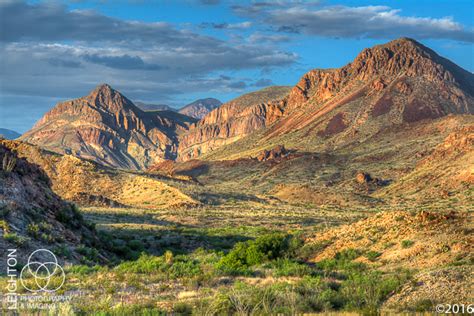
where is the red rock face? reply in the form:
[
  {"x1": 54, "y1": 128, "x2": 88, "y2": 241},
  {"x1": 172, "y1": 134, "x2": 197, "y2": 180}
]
[
  {"x1": 260, "y1": 38, "x2": 474, "y2": 147},
  {"x1": 20, "y1": 84, "x2": 194, "y2": 169},
  {"x1": 180, "y1": 38, "x2": 473, "y2": 160},
  {"x1": 20, "y1": 38, "x2": 474, "y2": 166},
  {"x1": 177, "y1": 87, "x2": 290, "y2": 161}
]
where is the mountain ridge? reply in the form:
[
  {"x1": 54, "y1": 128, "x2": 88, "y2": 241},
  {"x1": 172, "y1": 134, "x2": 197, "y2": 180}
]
[
  {"x1": 195, "y1": 38, "x2": 474, "y2": 161},
  {"x1": 178, "y1": 98, "x2": 222, "y2": 119},
  {"x1": 20, "y1": 84, "x2": 194, "y2": 169}
]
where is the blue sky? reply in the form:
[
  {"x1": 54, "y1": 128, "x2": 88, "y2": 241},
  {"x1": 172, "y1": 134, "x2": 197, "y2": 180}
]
[{"x1": 1, "y1": 0, "x2": 473, "y2": 132}]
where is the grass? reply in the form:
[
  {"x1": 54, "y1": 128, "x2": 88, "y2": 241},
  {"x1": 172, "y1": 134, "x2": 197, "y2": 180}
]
[
  {"x1": 0, "y1": 200, "x2": 454, "y2": 314},
  {"x1": 401, "y1": 240, "x2": 415, "y2": 248}
]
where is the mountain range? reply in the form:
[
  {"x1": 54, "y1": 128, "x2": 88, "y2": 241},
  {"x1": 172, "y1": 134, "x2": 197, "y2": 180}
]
[
  {"x1": 134, "y1": 98, "x2": 222, "y2": 120},
  {"x1": 0, "y1": 128, "x2": 21, "y2": 140},
  {"x1": 19, "y1": 38, "x2": 474, "y2": 170},
  {"x1": 2, "y1": 37, "x2": 473, "y2": 310}
]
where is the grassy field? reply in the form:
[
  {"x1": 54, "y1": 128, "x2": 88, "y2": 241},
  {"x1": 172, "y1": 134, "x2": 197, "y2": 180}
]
[{"x1": 1, "y1": 203, "x2": 408, "y2": 315}]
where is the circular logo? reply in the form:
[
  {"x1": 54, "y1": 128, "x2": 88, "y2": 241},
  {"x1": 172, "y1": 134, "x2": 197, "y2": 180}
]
[{"x1": 20, "y1": 249, "x2": 65, "y2": 292}]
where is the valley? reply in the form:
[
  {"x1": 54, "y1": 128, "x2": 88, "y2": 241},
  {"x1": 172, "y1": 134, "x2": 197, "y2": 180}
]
[{"x1": 0, "y1": 38, "x2": 472, "y2": 315}]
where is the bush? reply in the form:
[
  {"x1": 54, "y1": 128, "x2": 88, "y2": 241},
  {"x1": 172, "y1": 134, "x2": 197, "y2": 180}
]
[
  {"x1": 401, "y1": 240, "x2": 414, "y2": 249},
  {"x1": 2, "y1": 153, "x2": 16, "y2": 172},
  {"x1": 341, "y1": 270, "x2": 411, "y2": 313},
  {"x1": 318, "y1": 249, "x2": 365, "y2": 272},
  {"x1": 116, "y1": 253, "x2": 201, "y2": 279},
  {"x1": 216, "y1": 233, "x2": 297, "y2": 274},
  {"x1": 4, "y1": 232, "x2": 29, "y2": 247},
  {"x1": 365, "y1": 251, "x2": 382, "y2": 262},
  {"x1": 173, "y1": 302, "x2": 193, "y2": 315},
  {"x1": 271, "y1": 258, "x2": 313, "y2": 277},
  {"x1": 296, "y1": 240, "x2": 330, "y2": 261},
  {"x1": 77, "y1": 245, "x2": 99, "y2": 262}
]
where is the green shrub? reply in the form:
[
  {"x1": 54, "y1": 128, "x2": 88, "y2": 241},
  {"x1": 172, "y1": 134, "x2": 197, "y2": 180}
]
[
  {"x1": 127, "y1": 239, "x2": 145, "y2": 252},
  {"x1": 2, "y1": 153, "x2": 16, "y2": 172},
  {"x1": 365, "y1": 251, "x2": 382, "y2": 262},
  {"x1": 68, "y1": 265, "x2": 101, "y2": 275},
  {"x1": 77, "y1": 245, "x2": 99, "y2": 262},
  {"x1": 116, "y1": 253, "x2": 201, "y2": 279},
  {"x1": 4, "y1": 232, "x2": 29, "y2": 246},
  {"x1": 340, "y1": 269, "x2": 411, "y2": 313},
  {"x1": 0, "y1": 219, "x2": 9, "y2": 232},
  {"x1": 318, "y1": 249, "x2": 365, "y2": 272},
  {"x1": 296, "y1": 240, "x2": 331, "y2": 261},
  {"x1": 173, "y1": 302, "x2": 193, "y2": 315},
  {"x1": 401, "y1": 240, "x2": 414, "y2": 248},
  {"x1": 216, "y1": 233, "x2": 296, "y2": 274},
  {"x1": 271, "y1": 258, "x2": 313, "y2": 277}
]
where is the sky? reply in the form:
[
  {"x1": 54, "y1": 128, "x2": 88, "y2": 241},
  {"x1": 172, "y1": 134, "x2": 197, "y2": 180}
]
[{"x1": 0, "y1": 0, "x2": 473, "y2": 133}]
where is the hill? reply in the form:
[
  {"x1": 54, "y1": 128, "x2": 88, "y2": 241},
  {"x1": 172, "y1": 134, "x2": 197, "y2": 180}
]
[
  {"x1": 134, "y1": 102, "x2": 174, "y2": 112},
  {"x1": 178, "y1": 86, "x2": 291, "y2": 160},
  {"x1": 178, "y1": 98, "x2": 222, "y2": 119},
  {"x1": 1, "y1": 139, "x2": 199, "y2": 210},
  {"x1": 20, "y1": 84, "x2": 194, "y2": 169},
  {"x1": 0, "y1": 128, "x2": 20, "y2": 140},
  {"x1": 195, "y1": 38, "x2": 474, "y2": 161}
]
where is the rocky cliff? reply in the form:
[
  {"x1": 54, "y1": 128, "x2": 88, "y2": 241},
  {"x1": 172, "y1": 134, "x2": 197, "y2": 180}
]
[
  {"x1": 198, "y1": 38, "x2": 474, "y2": 160},
  {"x1": 20, "y1": 84, "x2": 194, "y2": 169},
  {"x1": 178, "y1": 86, "x2": 291, "y2": 160}
]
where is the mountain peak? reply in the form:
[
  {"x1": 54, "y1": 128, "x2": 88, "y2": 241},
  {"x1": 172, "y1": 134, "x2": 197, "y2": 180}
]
[
  {"x1": 94, "y1": 83, "x2": 114, "y2": 93},
  {"x1": 178, "y1": 98, "x2": 222, "y2": 119},
  {"x1": 85, "y1": 83, "x2": 137, "y2": 112}
]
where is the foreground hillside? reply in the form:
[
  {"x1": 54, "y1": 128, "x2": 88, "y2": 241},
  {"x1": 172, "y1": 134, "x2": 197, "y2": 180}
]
[
  {"x1": 0, "y1": 142, "x2": 102, "y2": 269},
  {"x1": 0, "y1": 140, "x2": 198, "y2": 209}
]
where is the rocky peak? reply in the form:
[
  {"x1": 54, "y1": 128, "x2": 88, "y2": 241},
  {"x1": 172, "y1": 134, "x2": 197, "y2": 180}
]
[
  {"x1": 285, "y1": 37, "x2": 474, "y2": 112},
  {"x1": 86, "y1": 83, "x2": 138, "y2": 113}
]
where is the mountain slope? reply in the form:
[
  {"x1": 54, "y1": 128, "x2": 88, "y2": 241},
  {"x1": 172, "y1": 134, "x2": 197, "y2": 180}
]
[
  {"x1": 0, "y1": 142, "x2": 101, "y2": 266},
  {"x1": 1, "y1": 139, "x2": 199, "y2": 209},
  {"x1": 178, "y1": 86, "x2": 291, "y2": 160},
  {"x1": 20, "y1": 84, "x2": 194, "y2": 169},
  {"x1": 199, "y1": 38, "x2": 474, "y2": 161},
  {"x1": 0, "y1": 128, "x2": 20, "y2": 139},
  {"x1": 178, "y1": 98, "x2": 222, "y2": 119}
]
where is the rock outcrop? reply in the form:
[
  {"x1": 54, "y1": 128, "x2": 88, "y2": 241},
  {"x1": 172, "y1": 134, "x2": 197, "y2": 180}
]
[
  {"x1": 195, "y1": 38, "x2": 474, "y2": 161},
  {"x1": 178, "y1": 86, "x2": 291, "y2": 161},
  {"x1": 0, "y1": 142, "x2": 101, "y2": 266},
  {"x1": 20, "y1": 84, "x2": 194, "y2": 169},
  {"x1": 255, "y1": 145, "x2": 291, "y2": 162}
]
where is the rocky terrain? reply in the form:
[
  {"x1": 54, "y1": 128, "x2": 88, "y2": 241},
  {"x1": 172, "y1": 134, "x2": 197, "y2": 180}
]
[
  {"x1": 178, "y1": 98, "x2": 222, "y2": 119},
  {"x1": 20, "y1": 84, "x2": 195, "y2": 169},
  {"x1": 0, "y1": 142, "x2": 102, "y2": 268},
  {"x1": 0, "y1": 37, "x2": 472, "y2": 314},
  {"x1": 199, "y1": 38, "x2": 474, "y2": 161},
  {"x1": 178, "y1": 86, "x2": 291, "y2": 160}
]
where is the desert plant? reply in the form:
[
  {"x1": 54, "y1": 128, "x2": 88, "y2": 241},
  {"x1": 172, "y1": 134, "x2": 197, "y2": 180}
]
[
  {"x1": 2, "y1": 153, "x2": 16, "y2": 172},
  {"x1": 401, "y1": 240, "x2": 414, "y2": 248},
  {"x1": 4, "y1": 232, "x2": 29, "y2": 247},
  {"x1": 365, "y1": 251, "x2": 382, "y2": 262}
]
